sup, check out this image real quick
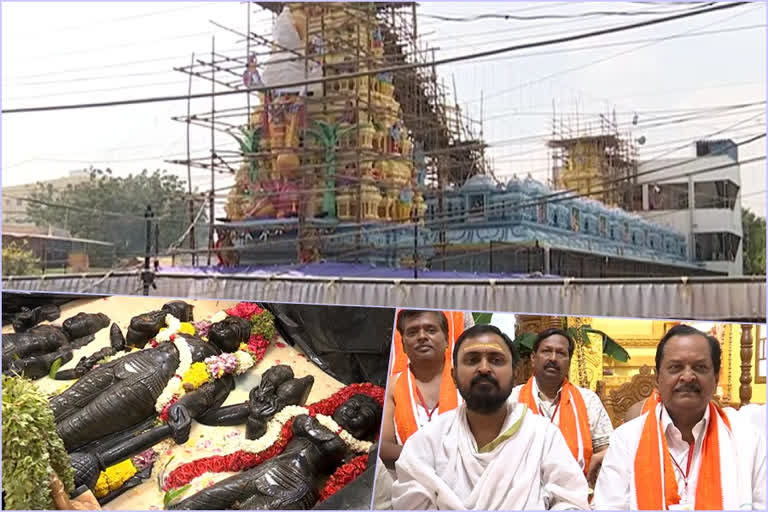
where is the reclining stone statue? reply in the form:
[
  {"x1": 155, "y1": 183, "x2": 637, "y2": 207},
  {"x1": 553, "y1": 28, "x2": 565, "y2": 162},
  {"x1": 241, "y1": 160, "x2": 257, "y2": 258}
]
[
  {"x1": 168, "y1": 393, "x2": 383, "y2": 510},
  {"x1": 61, "y1": 359, "x2": 316, "y2": 495},
  {"x1": 2, "y1": 312, "x2": 110, "y2": 380}
]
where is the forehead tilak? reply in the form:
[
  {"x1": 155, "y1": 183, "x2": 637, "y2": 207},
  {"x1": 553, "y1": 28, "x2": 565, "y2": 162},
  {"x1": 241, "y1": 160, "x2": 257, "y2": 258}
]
[{"x1": 459, "y1": 341, "x2": 507, "y2": 355}]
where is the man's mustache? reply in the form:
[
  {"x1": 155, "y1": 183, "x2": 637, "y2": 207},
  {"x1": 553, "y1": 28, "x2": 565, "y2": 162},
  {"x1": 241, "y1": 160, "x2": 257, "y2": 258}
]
[
  {"x1": 471, "y1": 374, "x2": 499, "y2": 388},
  {"x1": 674, "y1": 383, "x2": 701, "y2": 393},
  {"x1": 544, "y1": 361, "x2": 559, "y2": 370}
]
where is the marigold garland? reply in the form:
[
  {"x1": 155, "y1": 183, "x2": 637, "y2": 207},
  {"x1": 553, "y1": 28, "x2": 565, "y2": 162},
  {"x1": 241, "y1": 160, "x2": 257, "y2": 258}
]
[
  {"x1": 318, "y1": 454, "x2": 369, "y2": 502},
  {"x1": 178, "y1": 322, "x2": 196, "y2": 335},
  {"x1": 182, "y1": 362, "x2": 212, "y2": 390},
  {"x1": 93, "y1": 459, "x2": 138, "y2": 498}
]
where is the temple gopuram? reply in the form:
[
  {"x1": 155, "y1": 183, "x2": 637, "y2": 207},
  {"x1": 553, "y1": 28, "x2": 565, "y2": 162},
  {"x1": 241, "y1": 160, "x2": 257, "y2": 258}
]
[{"x1": 176, "y1": 2, "x2": 722, "y2": 278}]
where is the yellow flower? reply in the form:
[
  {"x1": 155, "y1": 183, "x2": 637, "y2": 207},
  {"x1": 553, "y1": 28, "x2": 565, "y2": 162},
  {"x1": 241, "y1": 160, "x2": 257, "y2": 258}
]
[
  {"x1": 93, "y1": 459, "x2": 137, "y2": 498},
  {"x1": 182, "y1": 362, "x2": 211, "y2": 390},
  {"x1": 93, "y1": 473, "x2": 109, "y2": 498},
  {"x1": 179, "y1": 323, "x2": 196, "y2": 335}
]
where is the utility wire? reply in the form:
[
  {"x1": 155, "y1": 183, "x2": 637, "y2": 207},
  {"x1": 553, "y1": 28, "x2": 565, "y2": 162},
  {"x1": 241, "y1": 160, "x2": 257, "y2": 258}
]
[
  {"x1": 420, "y1": 4, "x2": 716, "y2": 22},
  {"x1": 7, "y1": 22, "x2": 762, "y2": 93},
  {"x1": 4, "y1": 2, "x2": 748, "y2": 114},
  {"x1": 462, "y1": 1, "x2": 758, "y2": 105},
  {"x1": 1, "y1": 2, "x2": 669, "y2": 83},
  {"x1": 444, "y1": 23, "x2": 764, "y2": 61}
]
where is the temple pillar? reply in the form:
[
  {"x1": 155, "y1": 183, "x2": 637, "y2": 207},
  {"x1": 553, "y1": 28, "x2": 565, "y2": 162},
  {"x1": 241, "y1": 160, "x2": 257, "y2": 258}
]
[
  {"x1": 740, "y1": 324, "x2": 754, "y2": 406},
  {"x1": 722, "y1": 324, "x2": 734, "y2": 403},
  {"x1": 566, "y1": 317, "x2": 602, "y2": 390}
]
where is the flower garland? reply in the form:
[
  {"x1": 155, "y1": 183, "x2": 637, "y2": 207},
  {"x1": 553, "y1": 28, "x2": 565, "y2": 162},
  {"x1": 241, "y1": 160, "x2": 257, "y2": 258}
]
[
  {"x1": 162, "y1": 420, "x2": 294, "y2": 491},
  {"x1": 154, "y1": 334, "x2": 192, "y2": 414},
  {"x1": 162, "y1": 383, "x2": 384, "y2": 492},
  {"x1": 93, "y1": 449, "x2": 157, "y2": 499},
  {"x1": 93, "y1": 459, "x2": 137, "y2": 498},
  {"x1": 318, "y1": 454, "x2": 370, "y2": 502},
  {"x1": 152, "y1": 303, "x2": 276, "y2": 419}
]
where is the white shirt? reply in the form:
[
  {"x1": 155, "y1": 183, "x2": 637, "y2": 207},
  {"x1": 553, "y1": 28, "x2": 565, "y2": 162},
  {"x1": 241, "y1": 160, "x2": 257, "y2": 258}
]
[
  {"x1": 593, "y1": 404, "x2": 766, "y2": 510},
  {"x1": 661, "y1": 404, "x2": 708, "y2": 503},
  {"x1": 392, "y1": 402, "x2": 590, "y2": 510},
  {"x1": 510, "y1": 381, "x2": 613, "y2": 449}
]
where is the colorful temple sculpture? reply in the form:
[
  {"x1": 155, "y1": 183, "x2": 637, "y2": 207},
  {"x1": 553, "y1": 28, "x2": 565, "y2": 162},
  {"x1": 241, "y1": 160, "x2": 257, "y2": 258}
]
[
  {"x1": 209, "y1": 3, "x2": 720, "y2": 276},
  {"x1": 225, "y1": 3, "x2": 422, "y2": 228}
]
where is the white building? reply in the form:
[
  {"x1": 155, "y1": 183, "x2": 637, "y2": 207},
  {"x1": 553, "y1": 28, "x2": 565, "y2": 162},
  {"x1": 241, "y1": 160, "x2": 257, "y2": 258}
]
[
  {"x1": 2, "y1": 169, "x2": 91, "y2": 225},
  {"x1": 631, "y1": 140, "x2": 743, "y2": 275}
]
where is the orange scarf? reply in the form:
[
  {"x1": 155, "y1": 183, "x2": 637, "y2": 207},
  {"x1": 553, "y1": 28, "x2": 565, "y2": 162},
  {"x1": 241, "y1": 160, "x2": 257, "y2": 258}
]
[
  {"x1": 390, "y1": 311, "x2": 465, "y2": 375},
  {"x1": 641, "y1": 389, "x2": 660, "y2": 414},
  {"x1": 519, "y1": 377, "x2": 593, "y2": 474},
  {"x1": 393, "y1": 362, "x2": 459, "y2": 444},
  {"x1": 634, "y1": 397, "x2": 731, "y2": 510}
]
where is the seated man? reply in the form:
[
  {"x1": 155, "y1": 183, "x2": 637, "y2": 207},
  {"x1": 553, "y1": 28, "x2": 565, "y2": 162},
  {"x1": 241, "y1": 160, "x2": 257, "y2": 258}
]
[
  {"x1": 594, "y1": 325, "x2": 766, "y2": 510},
  {"x1": 511, "y1": 328, "x2": 613, "y2": 485},
  {"x1": 392, "y1": 324, "x2": 589, "y2": 510},
  {"x1": 380, "y1": 311, "x2": 463, "y2": 469}
]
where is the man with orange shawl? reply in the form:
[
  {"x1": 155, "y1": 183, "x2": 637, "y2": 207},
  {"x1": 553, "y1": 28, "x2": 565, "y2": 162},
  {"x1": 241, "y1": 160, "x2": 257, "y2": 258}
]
[
  {"x1": 593, "y1": 325, "x2": 766, "y2": 510},
  {"x1": 511, "y1": 328, "x2": 613, "y2": 486},
  {"x1": 391, "y1": 325, "x2": 589, "y2": 510},
  {"x1": 380, "y1": 310, "x2": 467, "y2": 469}
]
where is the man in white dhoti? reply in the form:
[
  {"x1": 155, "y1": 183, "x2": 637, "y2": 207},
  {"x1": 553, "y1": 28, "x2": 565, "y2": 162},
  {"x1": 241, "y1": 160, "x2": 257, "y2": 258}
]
[
  {"x1": 594, "y1": 324, "x2": 766, "y2": 510},
  {"x1": 392, "y1": 324, "x2": 590, "y2": 510}
]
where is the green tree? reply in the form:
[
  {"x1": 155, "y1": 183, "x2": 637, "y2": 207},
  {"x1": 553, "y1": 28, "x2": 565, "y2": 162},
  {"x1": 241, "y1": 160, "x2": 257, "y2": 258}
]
[
  {"x1": 307, "y1": 121, "x2": 355, "y2": 218},
  {"x1": 2, "y1": 241, "x2": 40, "y2": 276},
  {"x1": 742, "y1": 207, "x2": 766, "y2": 275},
  {"x1": 25, "y1": 168, "x2": 207, "y2": 259}
]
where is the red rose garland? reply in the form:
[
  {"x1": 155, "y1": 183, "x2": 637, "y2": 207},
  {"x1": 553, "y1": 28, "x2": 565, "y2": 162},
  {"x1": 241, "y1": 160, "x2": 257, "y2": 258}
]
[
  {"x1": 162, "y1": 383, "x2": 384, "y2": 492},
  {"x1": 162, "y1": 420, "x2": 294, "y2": 491},
  {"x1": 307, "y1": 383, "x2": 384, "y2": 416},
  {"x1": 318, "y1": 454, "x2": 370, "y2": 502}
]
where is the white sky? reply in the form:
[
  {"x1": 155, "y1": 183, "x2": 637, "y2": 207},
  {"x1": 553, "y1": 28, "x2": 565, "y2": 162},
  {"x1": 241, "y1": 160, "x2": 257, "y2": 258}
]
[{"x1": 2, "y1": 1, "x2": 766, "y2": 217}]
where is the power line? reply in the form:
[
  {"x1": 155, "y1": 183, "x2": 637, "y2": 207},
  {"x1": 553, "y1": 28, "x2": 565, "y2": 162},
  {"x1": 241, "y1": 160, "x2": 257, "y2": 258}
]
[
  {"x1": 4, "y1": 2, "x2": 748, "y2": 114},
  {"x1": 9, "y1": 99, "x2": 751, "y2": 181},
  {"x1": 43, "y1": 3, "x2": 222, "y2": 34},
  {"x1": 17, "y1": 31, "x2": 220, "y2": 62},
  {"x1": 420, "y1": 4, "x2": 716, "y2": 22},
  {"x1": 11, "y1": 21, "x2": 760, "y2": 95},
  {"x1": 461, "y1": 1, "x2": 759, "y2": 105},
  {"x1": 1, "y1": 42, "x2": 255, "y2": 83},
  {"x1": 443, "y1": 23, "x2": 764, "y2": 60},
  {"x1": 4, "y1": 79, "x2": 190, "y2": 103},
  {"x1": 422, "y1": 2, "x2": 720, "y2": 44}
]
